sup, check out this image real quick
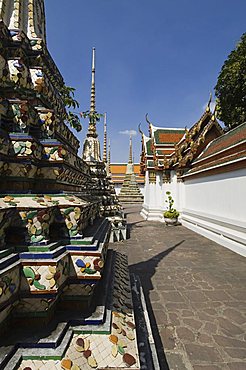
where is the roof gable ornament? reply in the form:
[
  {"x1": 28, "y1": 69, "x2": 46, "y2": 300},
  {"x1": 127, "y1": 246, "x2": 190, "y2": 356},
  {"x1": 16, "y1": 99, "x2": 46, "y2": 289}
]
[
  {"x1": 138, "y1": 123, "x2": 144, "y2": 136},
  {"x1": 211, "y1": 104, "x2": 218, "y2": 121},
  {"x1": 206, "y1": 92, "x2": 213, "y2": 113},
  {"x1": 145, "y1": 113, "x2": 153, "y2": 137}
]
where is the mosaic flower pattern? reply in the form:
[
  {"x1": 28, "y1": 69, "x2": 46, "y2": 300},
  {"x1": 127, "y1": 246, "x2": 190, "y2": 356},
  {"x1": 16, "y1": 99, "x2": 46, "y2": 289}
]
[
  {"x1": 12, "y1": 140, "x2": 42, "y2": 159},
  {"x1": 23, "y1": 266, "x2": 46, "y2": 291},
  {"x1": 45, "y1": 265, "x2": 61, "y2": 289},
  {"x1": 61, "y1": 206, "x2": 82, "y2": 238},
  {"x1": 20, "y1": 208, "x2": 53, "y2": 243},
  {"x1": 11, "y1": 102, "x2": 32, "y2": 131},
  {"x1": 38, "y1": 110, "x2": 56, "y2": 137},
  {"x1": 43, "y1": 145, "x2": 68, "y2": 161},
  {"x1": 8, "y1": 59, "x2": 31, "y2": 88}
]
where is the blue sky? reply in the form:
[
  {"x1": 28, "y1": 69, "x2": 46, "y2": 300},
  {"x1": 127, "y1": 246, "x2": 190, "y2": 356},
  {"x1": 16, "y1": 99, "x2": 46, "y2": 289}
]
[{"x1": 45, "y1": 0, "x2": 246, "y2": 162}]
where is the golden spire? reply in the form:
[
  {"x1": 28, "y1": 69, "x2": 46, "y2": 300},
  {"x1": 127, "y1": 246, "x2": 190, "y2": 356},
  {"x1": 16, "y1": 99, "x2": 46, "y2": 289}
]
[
  {"x1": 87, "y1": 47, "x2": 98, "y2": 138},
  {"x1": 103, "y1": 112, "x2": 107, "y2": 162},
  {"x1": 108, "y1": 139, "x2": 111, "y2": 174},
  {"x1": 90, "y1": 47, "x2": 96, "y2": 113},
  {"x1": 128, "y1": 135, "x2": 133, "y2": 164}
]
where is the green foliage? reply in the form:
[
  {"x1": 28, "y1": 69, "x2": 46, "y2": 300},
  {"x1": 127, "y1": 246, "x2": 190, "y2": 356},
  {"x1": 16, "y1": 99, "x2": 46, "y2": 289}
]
[
  {"x1": 164, "y1": 191, "x2": 180, "y2": 219},
  {"x1": 80, "y1": 110, "x2": 103, "y2": 124},
  {"x1": 66, "y1": 111, "x2": 82, "y2": 132},
  {"x1": 60, "y1": 86, "x2": 79, "y2": 109},
  {"x1": 215, "y1": 33, "x2": 246, "y2": 130},
  {"x1": 60, "y1": 85, "x2": 82, "y2": 131}
]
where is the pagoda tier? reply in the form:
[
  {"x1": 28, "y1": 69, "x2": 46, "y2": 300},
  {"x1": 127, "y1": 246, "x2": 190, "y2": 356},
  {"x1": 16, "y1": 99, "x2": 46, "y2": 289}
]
[{"x1": 118, "y1": 137, "x2": 144, "y2": 204}]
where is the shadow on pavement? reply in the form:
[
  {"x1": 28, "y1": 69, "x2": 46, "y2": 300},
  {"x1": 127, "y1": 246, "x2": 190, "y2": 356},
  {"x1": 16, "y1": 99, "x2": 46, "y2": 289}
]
[{"x1": 129, "y1": 241, "x2": 184, "y2": 370}]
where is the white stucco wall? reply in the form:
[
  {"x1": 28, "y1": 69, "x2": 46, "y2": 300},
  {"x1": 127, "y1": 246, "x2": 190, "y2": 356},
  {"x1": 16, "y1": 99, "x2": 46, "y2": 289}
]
[
  {"x1": 141, "y1": 170, "x2": 179, "y2": 221},
  {"x1": 182, "y1": 168, "x2": 246, "y2": 256},
  {"x1": 141, "y1": 167, "x2": 246, "y2": 256}
]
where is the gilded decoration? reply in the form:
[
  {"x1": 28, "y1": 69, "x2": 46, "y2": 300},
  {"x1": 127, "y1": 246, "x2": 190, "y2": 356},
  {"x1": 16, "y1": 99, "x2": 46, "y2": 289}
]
[{"x1": 149, "y1": 171, "x2": 156, "y2": 184}]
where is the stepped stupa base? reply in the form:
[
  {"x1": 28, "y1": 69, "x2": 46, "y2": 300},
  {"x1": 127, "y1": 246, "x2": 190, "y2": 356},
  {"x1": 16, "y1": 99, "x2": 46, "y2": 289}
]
[{"x1": 1, "y1": 251, "x2": 141, "y2": 370}]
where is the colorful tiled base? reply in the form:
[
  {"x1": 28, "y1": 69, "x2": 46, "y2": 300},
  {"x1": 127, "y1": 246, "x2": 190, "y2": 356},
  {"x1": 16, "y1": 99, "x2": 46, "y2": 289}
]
[{"x1": 1, "y1": 251, "x2": 140, "y2": 370}]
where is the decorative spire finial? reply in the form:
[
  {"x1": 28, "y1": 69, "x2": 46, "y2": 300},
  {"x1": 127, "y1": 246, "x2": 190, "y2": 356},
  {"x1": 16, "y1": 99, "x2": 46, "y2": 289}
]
[
  {"x1": 128, "y1": 135, "x2": 133, "y2": 164},
  {"x1": 103, "y1": 112, "x2": 107, "y2": 163},
  {"x1": 108, "y1": 139, "x2": 111, "y2": 173},
  {"x1": 90, "y1": 47, "x2": 96, "y2": 114},
  {"x1": 87, "y1": 47, "x2": 98, "y2": 138}
]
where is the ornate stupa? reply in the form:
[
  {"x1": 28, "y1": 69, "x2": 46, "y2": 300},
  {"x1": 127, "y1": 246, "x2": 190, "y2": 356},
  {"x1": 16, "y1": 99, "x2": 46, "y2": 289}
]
[
  {"x1": 118, "y1": 136, "x2": 144, "y2": 204},
  {"x1": 0, "y1": 2, "x2": 138, "y2": 369},
  {"x1": 82, "y1": 48, "x2": 101, "y2": 162},
  {"x1": 82, "y1": 49, "x2": 121, "y2": 216}
]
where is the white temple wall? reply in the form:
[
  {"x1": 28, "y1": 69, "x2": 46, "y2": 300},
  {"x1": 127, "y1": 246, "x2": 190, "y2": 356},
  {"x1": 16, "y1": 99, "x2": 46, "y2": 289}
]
[
  {"x1": 141, "y1": 170, "x2": 180, "y2": 221},
  {"x1": 181, "y1": 168, "x2": 246, "y2": 256},
  {"x1": 141, "y1": 167, "x2": 246, "y2": 256}
]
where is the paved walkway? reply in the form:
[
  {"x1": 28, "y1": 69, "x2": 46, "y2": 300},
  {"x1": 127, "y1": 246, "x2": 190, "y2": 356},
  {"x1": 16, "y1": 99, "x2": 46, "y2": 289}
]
[{"x1": 112, "y1": 205, "x2": 246, "y2": 370}]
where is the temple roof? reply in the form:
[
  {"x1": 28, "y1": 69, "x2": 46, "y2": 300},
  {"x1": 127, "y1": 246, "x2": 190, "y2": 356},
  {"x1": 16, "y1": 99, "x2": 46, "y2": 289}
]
[
  {"x1": 184, "y1": 122, "x2": 246, "y2": 177},
  {"x1": 152, "y1": 127, "x2": 185, "y2": 145},
  {"x1": 140, "y1": 108, "x2": 224, "y2": 172},
  {"x1": 194, "y1": 122, "x2": 246, "y2": 163}
]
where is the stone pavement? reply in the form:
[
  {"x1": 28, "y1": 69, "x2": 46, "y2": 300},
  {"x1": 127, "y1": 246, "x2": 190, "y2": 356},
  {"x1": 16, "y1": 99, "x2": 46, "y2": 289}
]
[{"x1": 111, "y1": 205, "x2": 246, "y2": 370}]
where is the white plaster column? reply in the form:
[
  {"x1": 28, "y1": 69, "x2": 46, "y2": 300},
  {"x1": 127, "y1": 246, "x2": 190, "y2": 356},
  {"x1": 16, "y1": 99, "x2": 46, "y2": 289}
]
[{"x1": 141, "y1": 170, "x2": 164, "y2": 221}]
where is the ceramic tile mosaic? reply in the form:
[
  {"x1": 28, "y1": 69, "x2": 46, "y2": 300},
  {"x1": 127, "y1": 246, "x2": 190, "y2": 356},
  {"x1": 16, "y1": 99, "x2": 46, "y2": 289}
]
[
  {"x1": 70, "y1": 256, "x2": 103, "y2": 279},
  {"x1": 18, "y1": 359, "x2": 61, "y2": 370},
  {"x1": 21, "y1": 256, "x2": 69, "y2": 293},
  {"x1": 17, "y1": 316, "x2": 139, "y2": 369},
  {"x1": 16, "y1": 250, "x2": 140, "y2": 370},
  {"x1": 1, "y1": 2, "x2": 126, "y2": 368}
]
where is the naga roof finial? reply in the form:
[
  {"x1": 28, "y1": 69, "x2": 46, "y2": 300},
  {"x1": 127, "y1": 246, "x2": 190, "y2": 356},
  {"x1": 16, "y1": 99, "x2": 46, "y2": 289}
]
[
  {"x1": 138, "y1": 123, "x2": 144, "y2": 136},
  {"x1": 211, "y1": 104, "x2": 218, "y2": 121},
  {"x1": 145, "y1": 113, "x2": 153, "y2": 138},
  {"x1": 206, "y1": 92, "x2": 213, "y2": 112},
  {"x1": 145, "y1": 113, "x2": 152, "y2": 126}
]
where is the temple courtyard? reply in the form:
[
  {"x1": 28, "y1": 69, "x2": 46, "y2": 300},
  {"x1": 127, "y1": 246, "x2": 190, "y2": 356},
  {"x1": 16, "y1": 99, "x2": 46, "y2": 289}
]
[{"x1": 113, "y1": 205, "x2": 246, "y2": 370}]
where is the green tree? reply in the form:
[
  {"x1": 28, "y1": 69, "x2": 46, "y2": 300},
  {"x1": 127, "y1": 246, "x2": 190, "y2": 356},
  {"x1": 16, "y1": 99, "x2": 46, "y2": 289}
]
[
  {"x1": 60, "y1": 85, "x2": 82, "y2": 131},
  {"x1": 215, "y1": 33, "x2": 246, "y2": 130}
]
